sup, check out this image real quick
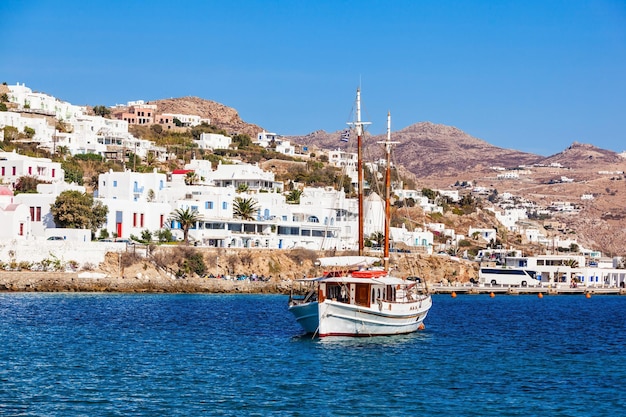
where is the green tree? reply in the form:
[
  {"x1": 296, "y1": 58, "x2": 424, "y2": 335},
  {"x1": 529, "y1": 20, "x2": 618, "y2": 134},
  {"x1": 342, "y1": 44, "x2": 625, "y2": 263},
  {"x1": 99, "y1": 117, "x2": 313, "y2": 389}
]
[
  {"x1": 61, "y1": 160, "x2": 84, "y2": 185},
  {"x1": 150, "y1": 124, "x2": 163, "y2": 136},
  {"x1": 169, "y1": 207, "x2": 202, "y2": 245},
  {"x1": 155, "y1": 228, "x2": 174, "y2": 243},
  {"x1": 286, "y1": 189, "x2": 302, "y2": 204},
  {"x1": 365, "y1": 231, "x2": 385, "y2": 248},
  {"x1": 56, "y1": 145, "x2": 70, "y2": 160},
  {"x1": 421, "y1": 188, "x2": 437, "y2": 200},
  {"x1": 232, "y1": 134, "x2": 252, "y2": 149},
  {"x1": 3, "y1": 126, "x2": 18, "y2": 141},
  {"x1": 92, "y1": 105, "x2": 111, "y2": 117},
  {"x1": 233, "y1": 197, "x2": 259, "y2": 220},
  {"x1": 180, "y1": 250, "x2": 207, "y2": 276},
  {"x1": 236, "y1": 183, "x2": 249, "y2": 193},
  {"x1": 184, "y1": 171, "x2": 199, "y2": 185},
  {"x1": 50, "y1": 191, "x2": 108, "y2": 233},
  {"x1": 14, "y1": 176, "x2": 49, "y2": 194}
]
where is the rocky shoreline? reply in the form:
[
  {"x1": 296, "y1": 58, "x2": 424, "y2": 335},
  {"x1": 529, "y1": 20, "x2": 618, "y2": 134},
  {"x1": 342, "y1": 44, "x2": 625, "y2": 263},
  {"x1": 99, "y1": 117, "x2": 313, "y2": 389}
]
[
  {"x1": 0, "y1": 248, "x2": 478, "y2": 294},
  {"x1": 0, "y1": 271, "x2": 295, "y2": 294}
]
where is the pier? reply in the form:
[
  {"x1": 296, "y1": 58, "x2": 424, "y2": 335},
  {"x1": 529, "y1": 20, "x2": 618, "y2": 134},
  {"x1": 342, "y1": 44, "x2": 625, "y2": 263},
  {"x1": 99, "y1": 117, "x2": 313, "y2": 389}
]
[{"x1": 428, "y1": 284, "x2": 626, "y2": 296}]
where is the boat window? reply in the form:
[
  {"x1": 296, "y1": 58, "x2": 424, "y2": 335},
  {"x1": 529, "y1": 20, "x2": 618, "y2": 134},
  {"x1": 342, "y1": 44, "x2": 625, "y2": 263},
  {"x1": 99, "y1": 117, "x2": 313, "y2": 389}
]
[
  {"x1": 377, "y1": 288, "x2": 381, "y2": 299},
  {"x1": 372, "y1": 289, "x2": 375, "y2": 303}
]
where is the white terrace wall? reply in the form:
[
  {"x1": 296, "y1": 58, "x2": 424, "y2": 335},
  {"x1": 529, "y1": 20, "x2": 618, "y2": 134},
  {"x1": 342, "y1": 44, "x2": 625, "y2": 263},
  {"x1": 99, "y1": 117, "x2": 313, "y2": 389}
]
[{"x1": 0, "y1": 239, "x2": 125, "y2": 268}]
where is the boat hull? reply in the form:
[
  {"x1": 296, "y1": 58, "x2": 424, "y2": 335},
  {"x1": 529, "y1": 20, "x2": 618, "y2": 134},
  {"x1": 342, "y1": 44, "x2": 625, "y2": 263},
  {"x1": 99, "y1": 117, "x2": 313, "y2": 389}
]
[
  {"x1": 288, "y1": 301, "x2": 320, "y2": 334},
  {"x1": 289, "y1": 296, "x2": 432, "y2": 337}
]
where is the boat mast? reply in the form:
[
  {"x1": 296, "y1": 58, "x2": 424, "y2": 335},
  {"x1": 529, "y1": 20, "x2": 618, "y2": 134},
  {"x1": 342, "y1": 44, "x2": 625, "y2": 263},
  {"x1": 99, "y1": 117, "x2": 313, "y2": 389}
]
[
  {"x1": 348, "y1": 88, "x2": 370, "y2": 256},
  {"x1": 379, "y1": 112, "x2": 398, "y2": 270}
]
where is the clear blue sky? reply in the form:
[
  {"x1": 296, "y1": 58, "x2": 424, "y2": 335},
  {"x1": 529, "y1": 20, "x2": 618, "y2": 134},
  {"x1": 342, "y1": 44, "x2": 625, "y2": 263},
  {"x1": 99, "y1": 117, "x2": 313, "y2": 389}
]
[{"x1": 1, "y1": 0, "x2": 625, "y2": 156}]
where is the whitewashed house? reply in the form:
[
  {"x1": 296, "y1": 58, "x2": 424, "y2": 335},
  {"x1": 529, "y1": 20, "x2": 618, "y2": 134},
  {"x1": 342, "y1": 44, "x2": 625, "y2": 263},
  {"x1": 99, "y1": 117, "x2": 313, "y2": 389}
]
[
  {"x1": 98, "y1": 169, "x2": 167, "y2": 202},
  {"x1": 13, "y1": 182, "x2": 86, "y2": 238},
  {"x1": 492, "y1": 207, "x2": 528, "y2": 231},
  {"x1": 194, "y1": 133, "x2": 231, "y2": 150},
  {"x1": 256, "y1": 131, "x2": 279, "y2": 147},
  {"x1": 437, "y1": 189, "x2": 459, "y2": 202},
  {"x1": 205, "y1": 161, "x2": 283, "y2": 193},
  {"x1": 389, "y1": 225, "x2": 434, "y2": 254},
  {"x1": 468, "y1": 227, "x2": 497, "y2": 243},
  {"x1": 7, "y1": 82, "x2": 85, "y2": 119},
  {"x1": 0, "y1": 150, "x2": 65, "y2": 187},
  {"x1": 0, "y1": 111, "x2": 56, "y2": 143}
]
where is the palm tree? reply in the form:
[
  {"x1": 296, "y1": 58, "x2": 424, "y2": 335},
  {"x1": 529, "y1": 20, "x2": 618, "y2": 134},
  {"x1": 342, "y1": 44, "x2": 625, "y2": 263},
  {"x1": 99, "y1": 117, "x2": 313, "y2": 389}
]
[
  {"x1": 184, "y1": 171, "x2": 199, "y2": 185},
  {"x1": 371, "y1": 231, "x2": 385, "y2": 248},
  {"x1": 237, "y1": 183, "x2": 249, "y2": 193},
  {"x1": 169, "y1": 207, "x2": 202, "y2": 245},
  {"x1": 286, "y1": 189, "x2": 302, "y2": 204},
  {"x1": 233, "y1": 197, "x2": 259, "y2": 221},
  {"x1": 144, "y1": 152, "x2": 157, "y2": 168}
]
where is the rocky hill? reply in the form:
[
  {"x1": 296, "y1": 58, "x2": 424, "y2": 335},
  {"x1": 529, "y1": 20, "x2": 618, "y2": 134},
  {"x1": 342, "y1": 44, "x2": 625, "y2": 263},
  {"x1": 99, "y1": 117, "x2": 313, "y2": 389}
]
[
  {"x1": 539, "y1": 142, "x2": 623, "y2": 168},
  {"x1": 149, "y1": 96, "x2": 263, "y2": 138},
  {"x1": 287, "y1": 122, "x2": 542, "y2": 178}
]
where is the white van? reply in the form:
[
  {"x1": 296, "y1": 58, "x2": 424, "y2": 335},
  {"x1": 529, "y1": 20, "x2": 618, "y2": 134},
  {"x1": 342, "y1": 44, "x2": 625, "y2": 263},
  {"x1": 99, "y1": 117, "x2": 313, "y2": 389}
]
[{"x1": 479, "y1": 267, "x2": 541, "y2": 287}]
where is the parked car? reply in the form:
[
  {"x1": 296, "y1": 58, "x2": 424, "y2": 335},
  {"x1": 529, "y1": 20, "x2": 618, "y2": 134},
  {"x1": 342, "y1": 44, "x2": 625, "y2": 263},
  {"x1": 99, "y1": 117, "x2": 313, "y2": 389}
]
[{"x1": 114, "y1": 238, "x2": 135, "y2": 245}]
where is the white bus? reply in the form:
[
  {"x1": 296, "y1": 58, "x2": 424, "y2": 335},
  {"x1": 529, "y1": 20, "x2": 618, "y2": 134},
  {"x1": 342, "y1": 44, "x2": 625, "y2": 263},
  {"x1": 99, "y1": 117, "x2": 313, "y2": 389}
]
[{"x1": 479, "y1": 267, "x2": 541, "y2": 287}]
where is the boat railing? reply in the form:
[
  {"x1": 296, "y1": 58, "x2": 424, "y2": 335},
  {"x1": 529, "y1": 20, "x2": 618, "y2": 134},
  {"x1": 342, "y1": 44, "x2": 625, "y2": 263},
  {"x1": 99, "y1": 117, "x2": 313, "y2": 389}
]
[{"x1": 289, "y1": 288, "x2": 317, "y2": 306}]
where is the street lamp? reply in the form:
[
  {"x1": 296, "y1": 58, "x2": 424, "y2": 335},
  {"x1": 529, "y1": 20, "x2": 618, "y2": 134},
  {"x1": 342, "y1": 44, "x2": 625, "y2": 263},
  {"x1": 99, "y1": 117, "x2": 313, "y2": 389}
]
[{"x1": 133, "y1": 142, "x2": 138, "y2": 172}]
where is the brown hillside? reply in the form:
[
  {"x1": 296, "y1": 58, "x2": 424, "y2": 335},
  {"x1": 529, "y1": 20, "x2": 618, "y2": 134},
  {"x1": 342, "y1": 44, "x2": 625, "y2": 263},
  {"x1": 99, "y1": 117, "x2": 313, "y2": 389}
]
[
  {"x1": 389, "y1": 122, "x2": 542, "y2": 177},
  {"x1": 539, "y1": 142, "x2": 623, "y2": 168},
  {"x1": 149, "y1": 96, "x2": 263, "y2": 138},
  {"x1": 287, "y1": 122, "x2": 542, "y2": 178}
]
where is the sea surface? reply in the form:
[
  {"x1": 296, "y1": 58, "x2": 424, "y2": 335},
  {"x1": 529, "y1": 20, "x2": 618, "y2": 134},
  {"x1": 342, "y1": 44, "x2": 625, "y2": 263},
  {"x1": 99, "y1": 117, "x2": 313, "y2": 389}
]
[{"x1": 1, "y1": 293, "x2": 625, "y2": 416}]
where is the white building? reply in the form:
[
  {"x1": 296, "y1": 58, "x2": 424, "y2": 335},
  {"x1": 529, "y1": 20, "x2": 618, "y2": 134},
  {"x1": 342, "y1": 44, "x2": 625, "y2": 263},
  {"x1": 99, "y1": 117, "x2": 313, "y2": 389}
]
[
  {"x1": 161, "y1": 113, "x2": 208, "y2": 127},
  {"x1": 0, "y1": 150, "x2": 65, "y2": 187},
  {"x1": 7, "y1": 82, "x2": 85, "y2": 119},
  {"x1": 13, "y1": 182, "x2": 86, "y2": 238},
  {"x1": 437, "y1": 189, "x2": 459, "y2": 202},
  {"x1": 389, "y1": 225, "x2": 434, "y2": 254},
  {"x1": 0, "y1": 111, "x2": 56, "y2": 143},
  {"x1": 468, "y1": 227, "x2": 497, "y2": 243},
  {"x1": 490, "y1": 207, "x2": 528, "y2": 231},
  {"x1": 205, "y1": 161, "x2": 283, "y2": 193},
  {"x1": 497, "y1": 171, "x2": 520, "y2": 180},
  {"x1": 195, "y1": 133, "x2": 231, "y2": 150},
  {"x1": 255, "y1": 131, "x2": 295, "y2": 156},
  {"x1": 256, "y1": 130, "x2": 279, "y2": 147}
]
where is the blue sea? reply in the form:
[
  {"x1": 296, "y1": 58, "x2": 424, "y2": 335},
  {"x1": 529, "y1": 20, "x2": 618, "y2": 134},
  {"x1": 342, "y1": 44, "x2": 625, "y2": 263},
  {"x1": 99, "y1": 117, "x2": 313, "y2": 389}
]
[{"x1": 1, "y1": 293, "x2": 625, "y2": 416}]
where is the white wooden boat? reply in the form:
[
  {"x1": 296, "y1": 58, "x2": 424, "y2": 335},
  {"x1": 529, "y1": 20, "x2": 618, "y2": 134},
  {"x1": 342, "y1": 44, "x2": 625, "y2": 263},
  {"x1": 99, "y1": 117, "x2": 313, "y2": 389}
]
[{"x1": 289, "y1": 89, "x2": 432, "y2": 337}]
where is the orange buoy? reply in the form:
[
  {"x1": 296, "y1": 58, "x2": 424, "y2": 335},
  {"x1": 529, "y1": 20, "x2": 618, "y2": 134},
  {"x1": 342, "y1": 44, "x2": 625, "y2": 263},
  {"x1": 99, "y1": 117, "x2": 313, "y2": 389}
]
[
  {"x1": 538, "y1": 293, "x2": 544, "y2": 299},
  {"x1": 586, "y1": 292, "x2": 591, "y2": 299},
  {"x1": 418, "y1": 323, "x2": 425, "y2": 330},
  {"x1": 451, "y1": 291, "x2": 457, "y2": 298},
  {"x1": 489, "y1": 292, "x2": 495, "y2": 298}
]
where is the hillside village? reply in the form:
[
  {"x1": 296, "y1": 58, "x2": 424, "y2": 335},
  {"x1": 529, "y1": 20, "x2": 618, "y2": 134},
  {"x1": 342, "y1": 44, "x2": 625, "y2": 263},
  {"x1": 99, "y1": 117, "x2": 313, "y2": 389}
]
[{"x1": 1, "y1": 82, "x2": 625, "y2": 286}]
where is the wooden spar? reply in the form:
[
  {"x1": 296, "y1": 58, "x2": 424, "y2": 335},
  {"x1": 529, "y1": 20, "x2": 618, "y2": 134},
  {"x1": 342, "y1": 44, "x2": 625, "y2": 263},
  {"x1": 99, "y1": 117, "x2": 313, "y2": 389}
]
[
  {"x1": 379, "y1": 112, "x2": 398, "y2": 271},
  {"x1": 357, "y1": 89, "x2": 364, "y2": 256},
  {"x1": 384, "y1": 112, "x2": 391, "y2": 269},
  {"x1": 348, "y1": 88, "x2": 370, "y2": 256}
]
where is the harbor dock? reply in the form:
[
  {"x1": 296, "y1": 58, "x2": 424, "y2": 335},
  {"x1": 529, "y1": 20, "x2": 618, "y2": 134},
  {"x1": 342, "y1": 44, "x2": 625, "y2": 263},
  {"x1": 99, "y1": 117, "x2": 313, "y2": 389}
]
[{"x1": 428, "y1": 284, "x2": 626, "y2": 296}]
